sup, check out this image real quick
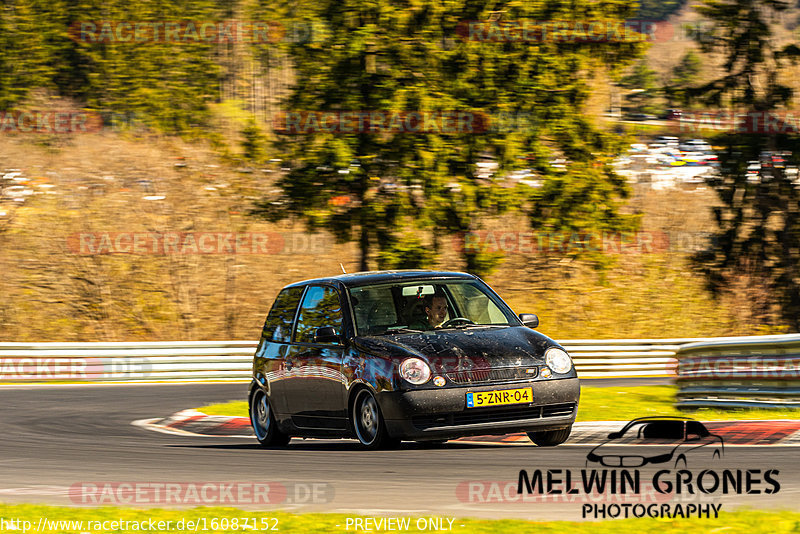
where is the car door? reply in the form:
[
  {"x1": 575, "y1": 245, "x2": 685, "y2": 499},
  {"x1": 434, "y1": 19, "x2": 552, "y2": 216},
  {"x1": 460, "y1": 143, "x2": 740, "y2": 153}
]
[
  {"x1": 257, "y1": 285, "x2": 305, "y2": 417},
  {"x1": 284, "y1": 284, "x2": 347, "y2": 429}
]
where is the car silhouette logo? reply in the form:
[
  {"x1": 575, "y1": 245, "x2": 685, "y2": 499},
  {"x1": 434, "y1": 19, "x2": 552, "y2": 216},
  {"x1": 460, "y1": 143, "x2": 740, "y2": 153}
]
[{"x1": 586, "y1": 416, "x2": 724, "y2": 468}]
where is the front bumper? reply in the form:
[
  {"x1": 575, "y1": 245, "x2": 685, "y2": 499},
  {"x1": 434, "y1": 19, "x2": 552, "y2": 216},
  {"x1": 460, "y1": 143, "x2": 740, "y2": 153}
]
[{"x1": 378, "y1": 377, "x2": 580, "y2": 440}]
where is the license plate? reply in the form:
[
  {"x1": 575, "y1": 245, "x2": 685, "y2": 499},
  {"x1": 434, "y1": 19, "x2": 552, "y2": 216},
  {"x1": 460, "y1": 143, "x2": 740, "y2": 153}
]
[{"x1": 466, "y1": 387, "x2": 533, "y2": 408}]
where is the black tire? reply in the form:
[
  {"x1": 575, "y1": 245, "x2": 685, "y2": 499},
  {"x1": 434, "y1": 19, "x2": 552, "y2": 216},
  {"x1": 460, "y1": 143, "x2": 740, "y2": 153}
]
[
  {"x1": 528, "y1": 425, "x2": 572, "y2": 447},
  {"x1": 352, "y1": 389, "x2": 399, "y2": 449},
  {"x1": 250, "y1": 389, "x2": 290, "y2": 447}
]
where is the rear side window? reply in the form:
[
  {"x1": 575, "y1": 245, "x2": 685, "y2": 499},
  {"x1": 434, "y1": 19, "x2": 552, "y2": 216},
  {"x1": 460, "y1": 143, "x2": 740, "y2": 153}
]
[
  {"x1": 350, "y1": 285, "x2": 398, "y2": 334},
  {"x1": 262, "y1": 287, "x2": 304, "y2": 343},
  {"x1": 686, "y1": 421, "x2": 709, "y2": 438},
  {"x1": 294, "y1": 285, "x2": 343, "y2": 344}
]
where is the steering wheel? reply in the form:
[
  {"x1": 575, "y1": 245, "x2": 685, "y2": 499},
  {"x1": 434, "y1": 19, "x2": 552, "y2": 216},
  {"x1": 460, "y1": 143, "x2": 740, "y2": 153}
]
[{"x1": 440, "y1": 317, "x2": 475, "y2": 328}]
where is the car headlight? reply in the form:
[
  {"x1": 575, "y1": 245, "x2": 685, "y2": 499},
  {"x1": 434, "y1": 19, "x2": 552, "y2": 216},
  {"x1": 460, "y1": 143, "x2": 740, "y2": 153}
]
[
  {"x1": 399, "y1": 358, "x2": 432, "y2": 385},
  {"x1": 545, "y1": 347, "x2": 573, "y2": 374}
]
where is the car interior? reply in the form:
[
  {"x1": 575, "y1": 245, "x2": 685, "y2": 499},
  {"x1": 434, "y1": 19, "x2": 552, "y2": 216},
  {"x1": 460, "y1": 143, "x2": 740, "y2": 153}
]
[{"x1": 350, "y1": 284, "x2": 453, "y2": 335}]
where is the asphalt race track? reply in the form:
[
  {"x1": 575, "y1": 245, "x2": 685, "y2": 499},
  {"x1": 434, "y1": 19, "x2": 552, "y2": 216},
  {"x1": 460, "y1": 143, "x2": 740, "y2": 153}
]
[{"x1": 0, "y1": 383, "x2": 798, "y2": 520}]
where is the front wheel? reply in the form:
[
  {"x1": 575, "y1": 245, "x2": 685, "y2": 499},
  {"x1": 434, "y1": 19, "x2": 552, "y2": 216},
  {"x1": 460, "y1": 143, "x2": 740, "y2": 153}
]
[
  {"x1": 352, "y1": 389, "x2": 399, "y2": 450},
  {"x1": 527, "y1": 425, "x2": 572, "y2": 447},
  {"x1": 250, "y1": 389, "x2": 290, "y2": 447}
]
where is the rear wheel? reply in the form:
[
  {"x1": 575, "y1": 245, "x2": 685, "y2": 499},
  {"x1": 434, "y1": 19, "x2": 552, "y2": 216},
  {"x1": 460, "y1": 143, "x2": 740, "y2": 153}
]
[
  {"x1": 250, "y1": 389, "x2": 290, "y2": 447},
  {"x1": 352, "y1": 389, "x2": 399, "y2": 450},
  {"x1": 527, "y1": 425, "x2": 572, "y2": 447}
]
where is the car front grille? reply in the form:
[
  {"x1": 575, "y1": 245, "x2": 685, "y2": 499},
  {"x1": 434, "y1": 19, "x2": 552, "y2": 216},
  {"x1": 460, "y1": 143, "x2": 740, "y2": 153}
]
[
  {"x1": 411, "y1": 402, "x2": 576, "y2": 430},
  {"x1": 446, "y1": 366, "x2": 538, "y2": 384}
]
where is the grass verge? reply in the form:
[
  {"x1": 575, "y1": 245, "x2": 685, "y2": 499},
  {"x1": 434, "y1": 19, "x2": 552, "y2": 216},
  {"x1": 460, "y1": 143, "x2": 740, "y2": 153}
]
[
  {"x1": 2, "y1": 504, "x2": 800, "y2": 533},
  {"x1": 197, "y1": 386, "x2": 800, "y2": 422}
]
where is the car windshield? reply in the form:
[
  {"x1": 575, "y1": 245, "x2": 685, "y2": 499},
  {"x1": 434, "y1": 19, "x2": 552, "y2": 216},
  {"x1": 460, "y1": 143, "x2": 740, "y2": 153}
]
[{"x1": 348, "y1": 279, "x2": 519, "y2": 336}]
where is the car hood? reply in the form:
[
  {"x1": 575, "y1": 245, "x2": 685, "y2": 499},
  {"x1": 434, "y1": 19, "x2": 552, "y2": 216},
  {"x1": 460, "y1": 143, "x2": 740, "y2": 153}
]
[{"x1": 353, "y1": 326, "x2": 558, "y2": 373}]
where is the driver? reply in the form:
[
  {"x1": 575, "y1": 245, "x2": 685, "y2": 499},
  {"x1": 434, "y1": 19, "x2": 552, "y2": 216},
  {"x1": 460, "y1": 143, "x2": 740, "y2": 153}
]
[{"x1": 409, "y1": 292, "x2": 448, "y2": 330}]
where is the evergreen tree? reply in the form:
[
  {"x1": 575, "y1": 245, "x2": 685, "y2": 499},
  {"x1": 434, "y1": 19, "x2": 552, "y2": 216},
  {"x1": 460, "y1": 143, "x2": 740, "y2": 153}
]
[
  {"x1": 690, "y1": 0, "x2": 800, "y2": 329},
  {"x1": 254, "y1": 0, "x2": 647, "y2": 273},
  {"x1": 0, "y1": 0, "x2": 51, "y2": 108},
  {"x1": 241, "y1": 119, "x2": 267, "y2": 162},
  {"x1": 0, "y1": 0, "x2": 226, "y2": 134},
  {"x1": 665, "y1": 49, "x2": 702, "y2": 106},
  {"x1": 620, "y1": 59, "x2": 660, "y2": 114},
  {"x1": 636, "y1": 0, "x2": 688, "y2": 21}
]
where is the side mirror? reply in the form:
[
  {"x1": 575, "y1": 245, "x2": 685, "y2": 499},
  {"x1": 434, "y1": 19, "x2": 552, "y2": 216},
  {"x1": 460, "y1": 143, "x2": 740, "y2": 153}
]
[
  {"x1": 314, "y1": 326, "x2": 341, "y2": 344},
  {"x1": 519, "y1": 313, "x2": 539, "y2": 329}
]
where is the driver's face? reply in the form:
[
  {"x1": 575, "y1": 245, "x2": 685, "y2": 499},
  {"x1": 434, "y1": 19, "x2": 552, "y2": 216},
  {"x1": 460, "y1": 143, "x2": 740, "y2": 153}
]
[{"x1": 427, "y1": 296, "x2": 448, "y2": 326}]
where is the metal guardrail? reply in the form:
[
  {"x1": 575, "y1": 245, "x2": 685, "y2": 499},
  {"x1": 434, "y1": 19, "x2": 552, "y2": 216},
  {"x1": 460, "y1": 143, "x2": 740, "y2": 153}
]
[
  {"x1": 0, "y1": 335, "x2": 795, "y2": 383},
  {"x1": 564, "y1": 341, "x2": 679, "y2": 378},
  {"x1": 563, "y1": 336, "x2": 797, "y2": 378},
  {"x1": 0, "y1": 341, "x2": 257, "y2": 382},
  {"x1": 675, "y1": 334, "x2": 800, "y2": 409}
]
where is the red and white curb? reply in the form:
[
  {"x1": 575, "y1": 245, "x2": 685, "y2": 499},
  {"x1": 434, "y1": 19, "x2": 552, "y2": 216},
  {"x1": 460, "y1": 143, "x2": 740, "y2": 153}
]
[
  {"x1": 134, "y1": 411, "x2": 800, "y2": 445},
  {"x1": 133, "y1": 410, "x2": 254, "y2": 438}
]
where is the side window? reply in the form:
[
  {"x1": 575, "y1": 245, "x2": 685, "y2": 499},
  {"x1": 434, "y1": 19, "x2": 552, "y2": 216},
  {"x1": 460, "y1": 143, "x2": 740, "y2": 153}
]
[
  {"x1": 448, "y1": 282, "x2": 508, "y2": 324},
  {"x1": 262, "y1": 287, "x2": 304, "y2": 343},
  {"x1": 294, "y1": 285, "x2": 344, "y2": 344},
  {"x1": 686, "y1": 421, "x2": 709, "y2": 439},
  {"x1": 350, "y1": 286, "x2": 398, "y2": 335}
]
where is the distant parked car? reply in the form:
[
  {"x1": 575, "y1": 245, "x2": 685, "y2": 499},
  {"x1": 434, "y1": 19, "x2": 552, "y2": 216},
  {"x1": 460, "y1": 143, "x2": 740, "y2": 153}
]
[
  {"x1": 654, "y1": 135, "x2": 679, "y2": 146},
  {"x1": 770, "y1": 154, "x2": 787, "y2": 169},
  {"x1": 664, "y1": 109, "x2": 682, "y2": 120},
  {"x1": 680, "y1": 152, "x2": 718, "y2": 165},
  {"x1": 679, "y1": 139, "x2": 712, "y2": 152},
  {"x1": 3, "y1": 186, "x2": 33, "y2": 202},
  {"x1": 746, "y1": 170, "x2": 761, "y2": 184},
  {"x1": 626, "y1": 113, "x2": 657, "y2": 121},
  {"x1": 759, "y1": 150, "x2": 791, "y2": 169}
]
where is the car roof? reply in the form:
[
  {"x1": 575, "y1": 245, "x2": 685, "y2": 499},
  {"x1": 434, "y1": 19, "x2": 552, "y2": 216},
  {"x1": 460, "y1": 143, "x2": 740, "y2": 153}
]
[{"x1": 283, "y1": 270, "x2": 479, "y2": 289}]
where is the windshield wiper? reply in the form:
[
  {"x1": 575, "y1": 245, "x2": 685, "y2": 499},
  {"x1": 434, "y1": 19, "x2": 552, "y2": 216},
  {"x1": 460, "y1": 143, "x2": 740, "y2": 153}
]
[
  {"x1": 451, "y1": 324, "x2": 510, "y2": 329},
  {"x1": 381, "y1": 327, "x2": 425, "y2": 335}
]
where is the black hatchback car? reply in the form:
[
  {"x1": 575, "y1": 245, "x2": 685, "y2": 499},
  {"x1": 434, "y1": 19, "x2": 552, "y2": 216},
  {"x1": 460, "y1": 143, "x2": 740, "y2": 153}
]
[{"x1": 249, "y1": 270, "x2": 579, "y2": 449}]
